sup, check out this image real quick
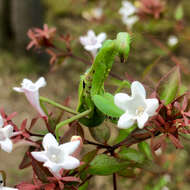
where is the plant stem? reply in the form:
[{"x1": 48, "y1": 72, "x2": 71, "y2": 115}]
[
  {"x1": 55, "y1": 109, "x2": 92, "y2": 140},
  {"x1": 113, "y1": 173, "x2": 117, "y2": 190},
  {"x1": 85, "y1": 140, "x2": 111, "y2": 149},
  {"x1": 40, "y1": 96, "x2": 78, "y2": 115},
  {"x1": 40, "y1": 100, "x2": 49, "y2": 116}
]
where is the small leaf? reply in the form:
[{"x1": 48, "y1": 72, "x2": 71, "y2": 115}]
[
  {"x1": 175, "y1": 4, "x2": 184, "y2": 21},
  {"x1": 30, "y1": 153, "x2": 53, "y2": 183},
  {"x1": 117, "y1": 168, "x2": 136, "y2": 178},
  {"x1": 89, "y1": 124, "x2": 110, "y2": 143},
  {"x1": 118, "y1": 147, "x2": 145, "y2": 164},
  {"x1": 157, "y1": 67, "x2": 180, "y2": 105},
  {"x1": 78, "y1": 149, "x2": 98, "y2": 173},
  {"x1": 92, "y1": 93, "x2": 124, "y2": 117},
  {"x1": 138, "y1": 142, "x2": 153, "y2": 160},
  {"x1": 114, "y1": 125, "x2": 136, "y2": 144},
  {"x1": 78, "y1": 182, "x2": 89, "y2": 190},
  {"x1": 87, "y1": 154, "x2": 123, "y2": 175}
]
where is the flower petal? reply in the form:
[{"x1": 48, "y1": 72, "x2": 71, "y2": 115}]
[
  {"x1": 137, "y1": 113, "x2": 149, "y2": 129},
  {"x1": 59, "y1": 140, "x2": 80, "y2": 155},
  {"x1": 24, "y1": 90, "x2": 46, "y2": 117},
  {"x1": 61, "y1": 156, "x2": 80, "y2": 170},
  {"x1": 114, "y1": 93, "x2": 131, "y2": 111},
  {"x1": 0, "y1": 138, "x2": 13, "y2": 153},
  {"x1": 0, "y1": 115, "x2": 3, "y2": 128},
  {"x1": 2, "y1": 187, "x2": 19, "y2": 190},
  {"x1": 42, "y1": 133, "x2": 58, "y2": 150},
  {"x1": 13, "y1": 87, "x2": 24, "y2": 93},
  {"x1": 87, "y1": 30, "x2": 95, "y2": 37},
  {"x1": 131, "y1": 81, "x2": 146, "y2": 98},
  {"x1": 2, "y1": 125, "x2": 13, "y2": 138},
  {"x1": 43, "y1": 160, "x2": 62, "y2": 174},
  {"x1": 31, "y1": 151, "x2": 48, "y2": 162},
  {"x1": 117, "y1": 113, "x2": 135, "y2": 129},
  {"x1": 35, "y1": 77, "x2": 46, "y2": 89},
  {"x1": 145, "y1": 98, "x2": 159, "y2": 116},
  {"x1": 97, "y1": 33, "x2": 106, "y2": 43},
  {"x1": 85, "y1": 44, "x2": 101, "y2": 51}
]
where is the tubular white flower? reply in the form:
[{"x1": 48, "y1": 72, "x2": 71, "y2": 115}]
[
  {"x1": 80, "y1": 30, "x2": 107, "y2": 57},
  {"x1": 0, "y1": 115, "x2": 14, "y2": 153},
  {"x1": 114, "y1": 81, "x2": 159, "y2": 129},
  {"x1": 119, "y1": 1, "x2": 138, "y2": 28},
  {"x1": 13, "y1": 77, "x2": 46, "y2": 117},
  {"x1": 31, "y1": 133, "x2": 81, "y2": 176}
]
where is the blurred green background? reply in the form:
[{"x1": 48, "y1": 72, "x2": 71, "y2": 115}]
[{"x1": 0, "y1": 0, "x2": 190, "y2": 189}]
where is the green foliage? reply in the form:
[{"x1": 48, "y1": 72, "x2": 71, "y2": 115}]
[
  {"x1": 118, "y1": 147, "x2": 145, "y2": 164},
  {"x1": 157, "y1": 67, "x2": 180, "y2": 105},
  {"x1": 114, "y1": 125, "x2": 136, "y2": 144},
  {"x1": 92, "y1": 93, "x2": 124, "y2": 118},
  {"x1": 138, "y1": 142, "x2": 153, "y2": 160},
  {"x1": 87, "y1": 154, "x2": 123, "y2": 175},
  {"x1": 78, "y1": 182, "x2": 89, "y2": 190},
  {"x1": 89, "y1": 124, "x2": 110, "y2": 143}
]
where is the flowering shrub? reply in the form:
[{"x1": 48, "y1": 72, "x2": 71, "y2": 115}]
[{"x1": 0, "y1": 6, "x2": 189, "y2": 188}]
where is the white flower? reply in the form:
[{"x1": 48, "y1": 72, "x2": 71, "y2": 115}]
[
  {"x1": 168, "y1": 35, "x2": 178, "y2": 47},
  {"x1": 114, "y1": 81, "x2": 159, "y2": 129},
  {"x1": 13, "y1": 77, "x2": 46, "y2": 117},
  {"x1": 122, "y1": 15, "x2": 139, "y2": 29},
  {"x1": 0, "y1": 115, "x2": 14, "y2": 153},
  {"x1": 119, "y1": 1, "x2": 137, "y2": 17},
  {"x1": 31, "y1": 133, "x2": 81, "y2": 176},
  {"x1": 119, "y1": 1, "x2": 139, "y2": 28},
  {"x1": 80, "y1": 30, "x2": 107, "y2": 57}
]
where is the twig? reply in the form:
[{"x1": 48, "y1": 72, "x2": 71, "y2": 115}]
[{"x1": 113, "y1": 173, "x2": 117, "y2": 190}]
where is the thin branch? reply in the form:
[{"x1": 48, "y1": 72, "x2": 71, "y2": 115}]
[{"x1": 113, "y1": 173, "x2": 117, "y2": 190}]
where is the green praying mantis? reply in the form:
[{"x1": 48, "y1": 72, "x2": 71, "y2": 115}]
[{"x1": 40, "y1": 32, "x2": 131, "y2": 139}]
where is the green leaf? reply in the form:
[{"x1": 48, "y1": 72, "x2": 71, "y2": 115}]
[
  {"x1": 138, "y1": 142, "x2": 153, "y2": 160},
  {"x1": 175, "y1": 4, "x2": 184, "y2": 21},
  {"x1": 115, "y1": 32, "x2": 131, "y2": 60},
  {"x1": 87, "y1": 154, "x2": 123, "y2": 175},
  {"x1": 157, "y1": 67, "x2": 180, "y2": 105},
  {"x1": 114, "y1": 125, "x2": 136, "y2": 144},
  {"x1": 79, "y1": 182, "x2": 89, "y2": 190},
  {"x1": 89, "y1": 124, "x2": 110, "y2": 143},
  {"x1": 92, "y1": 93, "x2": 124, "y2": 117},
  {"x1": 117, "y1": 168, "x2": 136, "y2": 178},
  {"x1": 78, "y1": 149, "x2": 98, "y2": 173},
  {"x1": 118, "y1": 147, "x2": 145, "y2": 164}
]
